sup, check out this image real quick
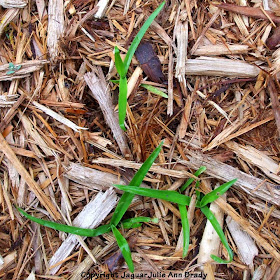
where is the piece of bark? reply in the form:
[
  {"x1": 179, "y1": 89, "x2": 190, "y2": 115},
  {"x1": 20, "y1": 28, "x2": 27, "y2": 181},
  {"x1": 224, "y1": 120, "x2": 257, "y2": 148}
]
[
  {"x1": 0, "y1": 0, "x2": 26, "y2": 8},
  {"x1": 84, "y1": 68, "x2": 132, "y2": 158},
  {"x1": 267, "y1": 26, "x2": 280, "y2": 49},
  {"x1": 267, "y1": 78, "x2": 280, "y2": 137},
  {"x1": 135, "y1": 42, "x2": 165, "y2": 84},
  {"x1": 0, "y1": 133, "x2": 60, "y2": 219},
  {"x1": 226, "y1": 216, "x2": 258, "y2": 268},
  {"x1": 185, "y1": 57, "x2": 260, "y2": 77},
  {"x1": 216, "y1": 3, "x2": 280, "y2": 24},
  {"x1": 47, "y1": 0, "x2": 64, "y2": 62},
  {"x1": 177, "y1": 151, "x2": 280, "y2": 206},
  {"x1": 49, "y1": 188, "x2": 118, "y2": 274}
]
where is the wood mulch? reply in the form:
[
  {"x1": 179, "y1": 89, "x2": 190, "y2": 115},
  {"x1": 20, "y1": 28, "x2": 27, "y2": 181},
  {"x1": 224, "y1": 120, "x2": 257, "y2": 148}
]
[{"x1": 0, "y1": 0, "x2": 280, "y2": 279}]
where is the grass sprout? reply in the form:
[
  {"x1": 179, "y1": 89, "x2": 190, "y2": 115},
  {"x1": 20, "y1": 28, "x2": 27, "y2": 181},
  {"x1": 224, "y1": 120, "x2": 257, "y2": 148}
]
[{"x1": 114, "y1": 2, "x2": 165, "y2": 130}]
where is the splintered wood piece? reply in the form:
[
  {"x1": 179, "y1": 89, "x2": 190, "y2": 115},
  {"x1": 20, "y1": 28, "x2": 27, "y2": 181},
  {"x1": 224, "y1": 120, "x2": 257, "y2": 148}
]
[
  {"x1": 0, "y1": 60, "x2": 48, "y2": 81},
  {"x1": 225, "y1": 141, "x2": 280, "y2": 184},
  {"x1": 63, "y1": 162, "x2": 148, "y2": 190},
  {"x1": 91, "y1": 158, "x2": 197, "y2": 179},
  {"x1": 174, "y1": 20, "x2": 188, "y2": 83},
  {"x1": 0, "y1": 133, "x2": 60, "y2": 219},
  {"x1": 33, "y1": 101, "x2": 87, "y2": 132},
  {"x1": 19, "y1": 112, "x2": 54, "y2": 157},
  {"x1": 178, "y1": 95, "x2": 192, "y2": 139},
  {"x1": 185, "y1": 57, "x2": 260, "y2": 77},
  {"x1": 193, "y1": 44, "x2": 249, "y2": 56},
  {"x1": 167, "y1": 45, "x2": 174, "y2": 115},
  {"x1": 226, "y1": 216, "x2": 258, "y2": 268},
  {"x1": 135, "y1": 42, "x2": 165, "y2": 83},
  {"x1": 49, "y1": 188, "x2": 118, "y2": 274},
  {"x1": 47, "y1": 0, "x2": 64, "y2": 62},
  {"x1": 178, "y1": 152, "x2": 280, "y2": 206},
  {"x1": 0, "y1": 8, "x2": 20, "y2": 35},
  {"x1": 0, "y1": 0, "x2": 26, "y2": 8},
  {"x1": 94, "y1": 0, "x2": 110, "y2": 19},
  {"x1": 84, "y1": 69, "x2": 131, "y2": 158},
  {"x1": 216, "y1": 3, "x2": 280, "y2": 24},
  {"x1": 267, "y1": 78, "x2": 280, "y2": 137}
]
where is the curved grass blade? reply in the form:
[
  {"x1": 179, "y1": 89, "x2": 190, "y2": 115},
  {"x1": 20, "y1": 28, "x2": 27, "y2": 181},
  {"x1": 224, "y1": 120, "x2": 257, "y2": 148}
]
[
  {"x1": 200, "y1": 206, "x2": 233, "y2": 263},
  {"x1": 17, "y1": 207, "x2": 111, "y2": 237},
  {"x1": 114, "y1": 46, "x2": 125, "y2": 78},
  {"x1": 180, "y1": 166, "x2": 206, "y2": 192},
  {"x1": 122, "y1": 217, "x2": 158, "y2": 228},
  {"x1": 111, "y1": 224, "x2": 134, "y2": 272},
  {"x1": 199, "y1": 179, "x2": 237, "y2": 208},
  {"x1": 118, "y1": 76, "x2": 128, "y2": 131},
  {"x1": 18, "y1": 207, "x2": 157, "y2": 236},
  {"x1": 114, "y1": 185, "x2": 191, "y2": 205},
  {"x1": 110, "y1": 141, "x2": 163, "y2": 226},
  {"x1": 140, "y1": 84, "x2": 168, "y2": 98},
  {"x1": 178, "y1": 204, "x2": 190, "y2": 258},
  {"x1": 123, "y1": 2, "x2": 165, "y2": 74}
]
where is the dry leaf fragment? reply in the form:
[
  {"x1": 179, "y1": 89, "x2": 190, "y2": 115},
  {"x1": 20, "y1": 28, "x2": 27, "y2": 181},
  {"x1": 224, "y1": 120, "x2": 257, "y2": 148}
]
[{"x1": 135, "y1": 42, "x2": 165, "y2": 83}]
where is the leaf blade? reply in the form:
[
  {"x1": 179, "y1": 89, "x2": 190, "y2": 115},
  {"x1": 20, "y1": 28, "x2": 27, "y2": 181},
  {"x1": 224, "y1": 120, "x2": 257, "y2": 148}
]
[
  {"x1": 118, "y1": 76, "x2": 128, "y2": 131},
  {"x1": 114, "y1": 185, "x2": 191, "y2": 205},
  {"x1": 199, "y1": 179, "x2": 237, "y2": 208},
  {"x1": 110, "y1": 141, "x2": 163, "y2": 226},
  {"x1": 178, "y1": 204, "x2": 190, "y2": 258},
  {"x1": 111, "y1": 224, "x2": 134, "y2": 272},
  {"x1": 123, "y1": 2, "x2": 165, "y2": 74},
  {"x1": 200, "y1": 205, "x2": 233, "y2": 264}
]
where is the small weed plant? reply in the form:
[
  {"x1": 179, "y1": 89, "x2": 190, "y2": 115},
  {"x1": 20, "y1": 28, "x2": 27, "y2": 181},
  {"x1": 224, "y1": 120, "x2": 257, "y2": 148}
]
[
  {"x1": 18, "y1": 142, "x2": 236, "y2": 272},
  {"x1": 114, "y1": 2, "x2": 165, "y2": 130}
]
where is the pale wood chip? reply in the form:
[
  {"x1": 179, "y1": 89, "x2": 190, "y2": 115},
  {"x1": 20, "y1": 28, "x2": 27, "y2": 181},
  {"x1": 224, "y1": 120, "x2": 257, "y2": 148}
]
[
  {"x1": 84, "y1": 68, "x2": 132, "y2": 158},
  {"x1": 47, "y1": 0, "x2": 64, "y2": 62},
  {"x1": 185, "y1": 57, "x2": 260, "y2": 77}
]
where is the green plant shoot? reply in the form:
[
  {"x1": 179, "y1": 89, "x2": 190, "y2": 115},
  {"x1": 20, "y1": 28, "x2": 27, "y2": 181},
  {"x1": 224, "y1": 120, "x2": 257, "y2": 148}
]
[{"x1": 114, "y1": 2, "x2": 165, "y2": 130}]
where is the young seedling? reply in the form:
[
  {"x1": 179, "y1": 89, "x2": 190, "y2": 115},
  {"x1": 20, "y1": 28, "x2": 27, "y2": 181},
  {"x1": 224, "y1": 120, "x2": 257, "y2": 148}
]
[
  {"x1": 18, "y1": 142, "x2": 236, "y2": 271},
  {"x1": 6, "y1": 62, "x2": 21, "y2": 75},
  {"x1": 114, "y1": 2, "x2": 165, "y2": 130},
  {"x1": 114, "y1": 178, "x2": 237, "y2": 263}
]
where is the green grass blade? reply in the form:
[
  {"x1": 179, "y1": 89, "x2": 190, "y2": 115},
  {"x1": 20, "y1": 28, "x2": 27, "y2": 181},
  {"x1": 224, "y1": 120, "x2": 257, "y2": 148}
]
[
  {"x1": 122, "y1": 217, "x2": 158, "y2": 228},
  {"x1": 118, "y1": 76, "x2": 128, "y2": 131},
  {"x1": 114, "y1": 185, "x2": 191, "y2": 205},
  {"x1": 110, "y1": 141, "x2": 163, "y2": 226},
  {"x1": 17, "y1": 207, "x2": 111, "y2": 237},
  {"x1": 180, "y1": 166, "x2": 206, "y2": 192},
  {"x1": 200, "y1": 206, "x2": 233, "y2": 263},
  {"x1": 111, "y1": 224, "x2": 134, "y2": 272},
  {"x1": 140, "y1": 84, "x2": 168, "y2": 98},
  {"x1": 114, "y1": 46, "x2": 125, "y2": 78},
  {"x1": 178, "y1": 204, "x2": 190, "y2": 258},
  {"x1": 123, "y1": 2, "x2": 165, "y2": 74},
  {"x1": 199, "y1": 179, "x2": 237, "y2": 208}
]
